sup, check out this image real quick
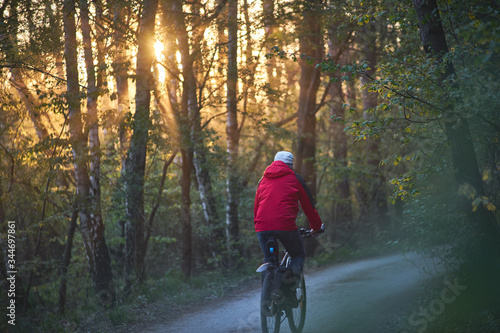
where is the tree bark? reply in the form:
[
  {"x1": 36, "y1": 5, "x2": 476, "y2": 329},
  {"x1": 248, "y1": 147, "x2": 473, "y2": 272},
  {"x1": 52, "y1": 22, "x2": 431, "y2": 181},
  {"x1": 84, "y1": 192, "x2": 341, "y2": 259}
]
[
  {"x1": 113, "y1": 1, "x2": 131, "y2": 171},
  {"x1": 63, "y1": 0, "x2": 115, "y2": 305},
  {"x1": 262, "y1": 0, "x2": 278, "y2": 115},
  {"x1": 180, "y1": 149, "x2": 193, "y2": 277},
  {"x1": 326, "y1": 34, "x2": 352, "y2": 242},
  {"x1": 58, "y1": 199, "x2": 78, "y2": 314},
  {"x1": 359, "y1": 23, "x2": 388, "y2": 233},
  {"x1": 123, "y1": 0, "x2": 159, "y2": 284},
  {"x1": 226, "y1": 0, "x2": 240, "y2": 247},
  {"x1": 161, "y1": 0, "x2": 194, "y2": 277},
  {"x1": 413, "y1": 0, "x2": 500, "y2": 251},
  {"x1": 81, "y1": 0, "x2": 101, "y2": 200},
  {"x1": 172, "y1": 0, "x2": 225, "y2": 262},
  {"x1": 296, "y1": 0, "x2": 323, "y2": 198}
]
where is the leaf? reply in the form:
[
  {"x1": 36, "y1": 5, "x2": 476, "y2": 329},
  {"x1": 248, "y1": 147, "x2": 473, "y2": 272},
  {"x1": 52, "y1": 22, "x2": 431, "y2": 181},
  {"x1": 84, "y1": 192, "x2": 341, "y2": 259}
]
[
  {"x1": 485, "y1": 202, "x2": 496, "y2": 211},
  {"x1": 472, "y1": 197, "x2": 481, "y2": 211},
  {"x1": 482, "y1": 169, "x2": 490, "y2": 181}
]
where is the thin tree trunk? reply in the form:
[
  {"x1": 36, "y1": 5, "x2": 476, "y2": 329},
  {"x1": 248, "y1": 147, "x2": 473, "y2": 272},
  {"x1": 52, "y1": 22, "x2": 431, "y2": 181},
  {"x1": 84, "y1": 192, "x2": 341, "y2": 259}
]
[
  {"x1": 81, "y1": 0, "x2": 101, "y2": 200},
  {"x1": 180, "y1": 149, "x2": 193, "y2": 277},
  {"x1": 161, "y1": 0, "x2": 194, "y2": 277},
  {"x1": 63, "y1": 0, "x2": 115, "y2": 306},
  {"x1": 359, "y1": 23, "x2": 388, "y2": 234},
  {"x1": 113, "y1": 2, "x2": 131, "y2": 171},
  {"x1": 226, "y1": 0, "x2": 240, "y2": 247},
  {"x1": 263, "y1": 0, "x2": 278, "y2": 115},
  {"x1": 241, "y1": 0, "x2": 253, "y2": 132},
  {"x1": 58, "y1": 199, "x2": 78, "y2": 314},
  {"x1": 326, "y1": 36, "x2": 352, "y2": 242},
  {"x1": 296, "y1": 0, "x2": 323, "y2": 198},
  {"x1": 145, "y1": 152, "x2": 177, "y2": 252},
  {"x1": 172, "y1": 0, "x2": 225, "y2": 262},
  {"x1": 123, "y1": 0, "x2": 159, "y2": 284},
  {"x1": 413, "y1": 0, "x2": 500, "y2": 251}
]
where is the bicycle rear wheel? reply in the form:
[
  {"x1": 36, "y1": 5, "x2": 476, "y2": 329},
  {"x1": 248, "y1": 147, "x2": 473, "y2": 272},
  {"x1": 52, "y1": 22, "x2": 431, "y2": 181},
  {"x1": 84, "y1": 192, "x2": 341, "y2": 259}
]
[
  {"x1": 261, "y1": 271, "x2": 281, "y2": 333},
  {"x1": 286, "y1": 274, "x2": 306, "y2": 333}
]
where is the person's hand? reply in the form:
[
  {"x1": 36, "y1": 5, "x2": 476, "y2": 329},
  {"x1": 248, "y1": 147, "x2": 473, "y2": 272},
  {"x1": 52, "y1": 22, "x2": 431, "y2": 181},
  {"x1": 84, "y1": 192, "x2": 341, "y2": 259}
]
[
  {"x1": 310, "y1": 229, "x2": 321, "y2": 237},
  {"x1": 310, "y1": 224, "x2": 325, "y2": 237}
]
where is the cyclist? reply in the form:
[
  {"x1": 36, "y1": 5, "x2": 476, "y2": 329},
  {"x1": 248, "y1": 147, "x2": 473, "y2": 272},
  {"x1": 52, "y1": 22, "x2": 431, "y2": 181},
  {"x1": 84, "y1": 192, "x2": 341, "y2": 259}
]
[{"x1": 254, "y1": 151, "x2": 323, "y2": 279}]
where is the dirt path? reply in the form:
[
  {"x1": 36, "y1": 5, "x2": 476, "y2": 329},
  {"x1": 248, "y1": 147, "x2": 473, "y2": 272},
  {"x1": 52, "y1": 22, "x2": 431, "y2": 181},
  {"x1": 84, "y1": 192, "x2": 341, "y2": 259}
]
[{"x1": 143, "y1": 252, "x2": 440, "y2": 333}]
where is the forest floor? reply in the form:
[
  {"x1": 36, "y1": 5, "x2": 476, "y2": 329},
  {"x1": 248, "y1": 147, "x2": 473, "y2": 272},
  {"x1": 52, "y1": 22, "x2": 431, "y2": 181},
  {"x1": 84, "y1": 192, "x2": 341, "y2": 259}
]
[
  {"x1": 73, "y1": 251, "x2": 456, "y2": 333},
  {"x1": 12, "y1": 247, "x2": 499, "y2": 333}
]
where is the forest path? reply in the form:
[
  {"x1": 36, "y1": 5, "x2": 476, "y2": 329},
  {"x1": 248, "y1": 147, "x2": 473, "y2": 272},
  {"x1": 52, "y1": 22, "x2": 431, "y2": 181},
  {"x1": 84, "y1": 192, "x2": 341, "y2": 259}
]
[{"x1": 143, "y1": 252, "x2": 442, "y2": 333}]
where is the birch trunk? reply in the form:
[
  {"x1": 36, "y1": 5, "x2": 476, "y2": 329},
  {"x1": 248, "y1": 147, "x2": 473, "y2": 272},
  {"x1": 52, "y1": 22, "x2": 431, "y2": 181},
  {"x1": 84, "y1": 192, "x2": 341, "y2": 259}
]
[
  {"x1": 63, "y1": 0, "x2": 115, "y2": 305},
  {"x1": 172, "y1": 0, "x2": 225, "y2": 261},
  {"x1": 81, "y1": 0, "x2": 101, "y2": 199}
]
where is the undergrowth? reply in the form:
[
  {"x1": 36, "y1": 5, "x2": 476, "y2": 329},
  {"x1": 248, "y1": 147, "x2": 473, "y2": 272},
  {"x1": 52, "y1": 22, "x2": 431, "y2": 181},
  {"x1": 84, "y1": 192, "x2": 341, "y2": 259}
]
[{"x1": 396, "y1": 254, "x2": 500, "y2": 333}]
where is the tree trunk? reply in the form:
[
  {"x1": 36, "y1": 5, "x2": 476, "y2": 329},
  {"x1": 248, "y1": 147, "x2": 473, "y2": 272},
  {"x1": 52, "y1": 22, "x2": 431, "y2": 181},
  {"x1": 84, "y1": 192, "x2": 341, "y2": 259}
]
[
  {"x1": 226, "y1": 0, "x2": 240, "y2": 248},
  {"x1": 413, "y1": 0, "x2": 500, "y2": 251},
  {"x1": 359, "y1": 23, "x2": 388, "y2": 235},
  {"x1": 113, "y1": 1, "x2": 131, "y2": 171},
  {"x1": 58, "y1": 199, "x2": 78, "y2": 314},
  {"x1": 123, "y1": 0, "x2": 159, "y2": 284},
  {"x1": 180, "y1": 149, "x2": 193, "y2": 277},
  {"x1": 81, "y1": 0, "x2": 101, "y2": 200},
  {"x1": 263, "y1": 0, "x2": 278, "y2": 115},
  {"x1": 326, "y1": 35, "x2": 352, "y2": 242},
  {"x1": 161, "y1": 0, "x2": 194, "y2": 277},
  {"x1": 296, "y1": 0, "x2": 323, "y2": 198},
  {"x1": 63, "y1": 0, "x2": 115, "y2": 306},
  {"x1": 172, "y1": 0, "x2": 225, "y2": 262}
]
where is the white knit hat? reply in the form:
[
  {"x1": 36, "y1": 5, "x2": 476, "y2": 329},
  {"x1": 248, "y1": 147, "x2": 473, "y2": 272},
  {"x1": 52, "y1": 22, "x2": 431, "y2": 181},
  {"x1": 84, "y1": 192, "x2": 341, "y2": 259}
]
[{"x1": 274, "y1": 151, "x2": 294, "y2": 165}]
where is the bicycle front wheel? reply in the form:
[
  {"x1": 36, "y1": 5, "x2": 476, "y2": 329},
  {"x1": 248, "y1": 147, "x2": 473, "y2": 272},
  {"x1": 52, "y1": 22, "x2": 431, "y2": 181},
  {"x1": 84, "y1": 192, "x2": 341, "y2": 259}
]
[
  {"x1": 261, "y1": 271, "x2": 281, "y2": 333},
  {"x1": 286, "y1": 274, "x2": 306, "y2": 333}
]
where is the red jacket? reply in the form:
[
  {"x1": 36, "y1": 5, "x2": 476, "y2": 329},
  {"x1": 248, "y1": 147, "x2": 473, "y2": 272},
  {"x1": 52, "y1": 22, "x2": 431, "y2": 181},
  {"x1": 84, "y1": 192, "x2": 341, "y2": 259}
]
[{"x1": 254, "y1": 161, "x2": 323, "y2": 232}]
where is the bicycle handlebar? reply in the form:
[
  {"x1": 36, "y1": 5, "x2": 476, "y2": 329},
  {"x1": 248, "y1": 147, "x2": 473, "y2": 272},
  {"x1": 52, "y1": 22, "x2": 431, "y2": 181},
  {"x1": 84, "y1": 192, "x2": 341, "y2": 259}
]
[{"x1": 299, "y1": 223, "x2": 325, "y2": 238}]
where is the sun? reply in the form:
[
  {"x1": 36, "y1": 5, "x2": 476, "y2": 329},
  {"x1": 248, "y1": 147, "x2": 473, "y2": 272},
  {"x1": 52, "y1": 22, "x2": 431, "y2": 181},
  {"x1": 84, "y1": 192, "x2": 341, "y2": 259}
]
[{"x1": 154, "y1": 40, "x2": 166, "y2": 83}]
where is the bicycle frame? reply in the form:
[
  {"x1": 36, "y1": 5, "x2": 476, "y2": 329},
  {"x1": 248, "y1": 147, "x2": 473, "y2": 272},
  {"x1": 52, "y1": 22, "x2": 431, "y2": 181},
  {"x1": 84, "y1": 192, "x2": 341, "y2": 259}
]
[{"x1": 257, "y1": 225, "x2": 324, "y2": 333}]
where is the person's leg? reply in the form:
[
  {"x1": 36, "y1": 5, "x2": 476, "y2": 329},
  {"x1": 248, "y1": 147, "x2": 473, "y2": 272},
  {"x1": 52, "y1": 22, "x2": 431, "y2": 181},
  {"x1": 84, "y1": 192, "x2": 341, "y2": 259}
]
[
  {"x1": 257, "y1": 231, "x2": 274, "y2": 264},
  {"x1": 276, "y1": 229, "x2": 305, "y2": 276}
]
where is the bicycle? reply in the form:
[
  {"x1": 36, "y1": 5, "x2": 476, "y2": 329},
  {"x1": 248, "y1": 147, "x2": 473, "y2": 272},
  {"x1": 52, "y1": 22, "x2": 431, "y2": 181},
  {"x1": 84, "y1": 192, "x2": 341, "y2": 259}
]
[{"x1": 256, "y1": 224, "x2": 324, "y2": 333}]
